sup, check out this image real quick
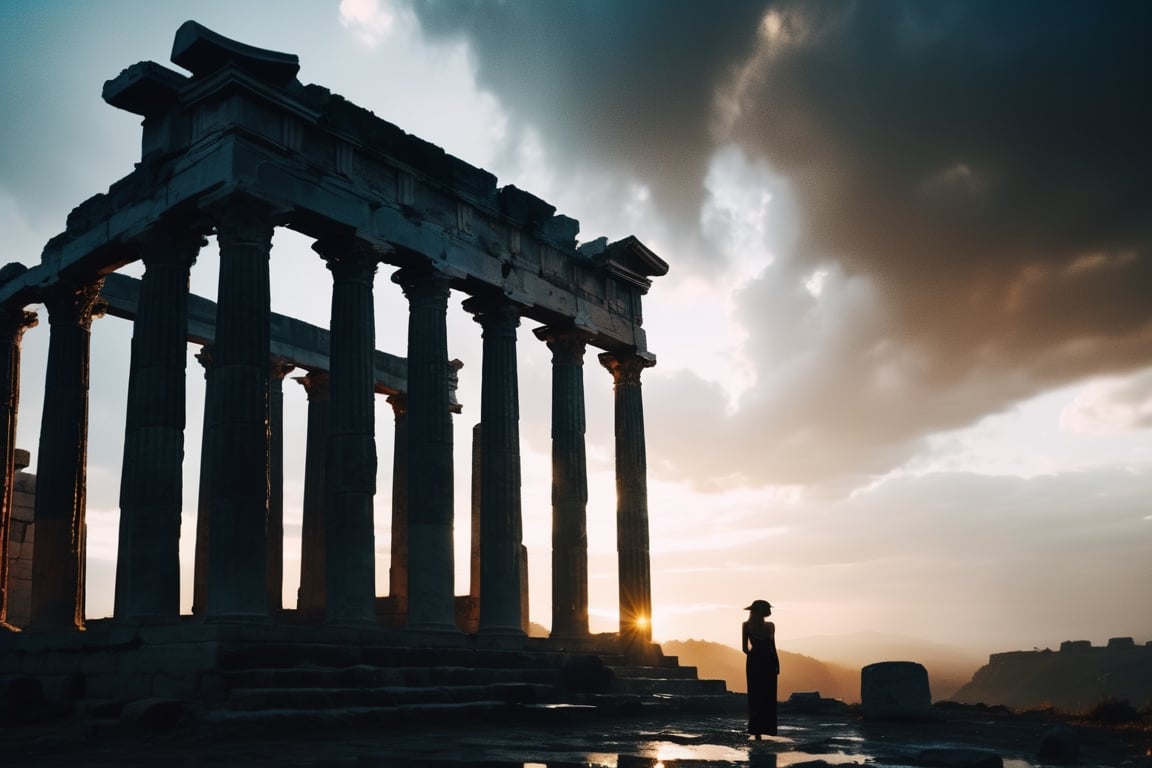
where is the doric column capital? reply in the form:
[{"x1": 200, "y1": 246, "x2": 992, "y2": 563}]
[
  {"x1": 462, "y1": 295, "x2": 521, "y2": 338},
  {"x1": 194, "y1": 344, "x2": 213, "y2": 375},
  {"x1": 534, "y1": 326, "x2": 590, "y2": 366},
  {"x1": 0, "y1": 304, "x2": 38, "y2": 343},
  {"x1": 270, "y1": 356, "x2": 296, "y2": 381},
  {"x1": 201, "y1": 192, "x2": 285, "y2": 249},
  {"x1": 41, "y1": 278, "x2": 106, "y2": 329},
  {"x1": 393, "y1": 266, "x2": 452, "y2": 305},
  {"x1": 598, "y1": 351, "x2": 655, "y2": 386},
  {"x1": 296, "y1": 370, "x2": 330, "y2": 401},
  {"x1": 386, "y1": 391, "x2": 408, "y2": 417},
  {"x1": 136, "y1": 226, "x2": 207, "y2": 270},
  {"x1": 313, "y1": 237, "x2": 380, "y2": 283},
  {"x1": 213, "y1": 215, "x2": 276, "y2": 251}
]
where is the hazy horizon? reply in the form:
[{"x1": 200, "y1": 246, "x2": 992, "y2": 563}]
[{"x1": 2, "y1": 1, "x2": 1150, "y2": 656}]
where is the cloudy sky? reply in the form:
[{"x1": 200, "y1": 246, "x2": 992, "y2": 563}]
[{"x1": 2, "y1": 0, "x2": 1150, "y2": 657}]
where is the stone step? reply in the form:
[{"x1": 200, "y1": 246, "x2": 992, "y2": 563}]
[
  {"x1": 223, "y1": 664, "x2": 560, "y2": 690},
  {"x1": 611, "y1": 676, "x2": 729, "y2": 696},
  {"x1": 202, "y1": 701, "x2": 589, "y2": 731},
  {"x1": 218, "y1": 643, "x2": 569, "y2": 671},
  {"x1": 225, "y1": 682, "x2": 560, "y2": 711},
  {"x1": 608, "y1": 664, "x2": 702, "y2": 680}
]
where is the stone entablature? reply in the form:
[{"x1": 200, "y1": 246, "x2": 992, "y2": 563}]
[{"x1": 0, "y1": 21, "x2": 666, "y2": 357}]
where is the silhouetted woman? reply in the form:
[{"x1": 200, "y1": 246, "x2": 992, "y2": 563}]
[{"x1": 742, "y1": 599, "x2": 779, "y2": 738}]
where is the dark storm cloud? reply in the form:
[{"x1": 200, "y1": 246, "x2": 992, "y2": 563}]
[
  {"x1": 407, "y1": 0, "x2": 1152, "y2": 488},
  {"x1": 727, "y1": 0, "x2": 1152, "y2": 375},
  {"x1": 405, "y1": 0, "x2": 771, "y2": 242}
]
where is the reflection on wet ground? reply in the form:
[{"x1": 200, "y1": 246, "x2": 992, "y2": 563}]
[{"x1": 7, "y1": 709, "x2": 1150, "y2": 766}]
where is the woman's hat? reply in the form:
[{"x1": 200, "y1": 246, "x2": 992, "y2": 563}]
[{"x1": 744, "y1": 599, "x2": 772, "y2": 611}]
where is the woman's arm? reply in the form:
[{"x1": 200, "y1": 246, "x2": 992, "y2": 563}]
[{"x1": 741, "y1": 622, "x2": 750, "y2": 654}]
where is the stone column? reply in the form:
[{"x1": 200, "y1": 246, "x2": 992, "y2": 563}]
[
  {"x1": 386, "y1": 392, "x2": 408, "y2": 615},
  {"x1": 114, "y1": 228, "x2": 201, "y2": 621},
  {"x1": 205, "y1": 212, "x2": 274, "y2": 621},
  {"x1": 191, "y1": 346, "x2": 214, "y2": 616},
  {"x1": 464, "y1": 297, "x2": 525, "y2": 639},
  {"x1": 314, "y1": 238, "x2": 379, "y2": 625},
  {"x1": 599, "y1": 351, "x2": 656, "y2": 648},
  {"x1": 535, "y1": 328, "x2": 590, "y2": 638},
  {"x1": 0, "y1": 302, "x2": 36, "y2": 627},
  {"x1": 394, "y1": 267, "x2": 456, "y2": 632},
  {"x1": 29, "y1": 278, "x2": 104, "y2": 631},
  {"x1": 468, "y1": 423, "x2": 481, "y2": 601},
  {"x1": 267, "y1": 357, "x2": 295, "y2": 614},
  {"x1": 295, "y1": 371, "x2": 329, "y2": 615}
]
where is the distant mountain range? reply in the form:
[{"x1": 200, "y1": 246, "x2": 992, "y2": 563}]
[{"x1": 664, "y1": 631, "x2": 986, "y2": 703}]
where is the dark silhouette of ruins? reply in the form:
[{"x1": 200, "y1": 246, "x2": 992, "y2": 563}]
[
  {"x1": 953, "y1": 637, "x2": 1152, "y2": 711},
  {"x1": 0, "y1": 22, "x2": 726, "y2": 718}
]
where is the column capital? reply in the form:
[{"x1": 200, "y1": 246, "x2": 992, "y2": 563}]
[
  {"x1": 534, "y1": 326, "x2": 590, "y2": 366},
  {"x1": 270, "y1": 356, "x2": 296, "y2": 381},
  {"x1": 136, "y1": 226, "x2": 207, "y2": 270},
  {"x1": 0, "y1": 304, "x2": 38, "y2": 343},
  {"x1": 200, "y1": 191, "x2": 286, "y2": 246},
  {"x1": 598, "y1": 351, "x2": 655, "y2": 386},
  {"x1": 386, "y1": 391, "x2": 408, "y2": 416},
  {"x1": 194, "y1": 344, "x2": 213, "y2": 374},
  {"x1": 393, "y1": 266, "x2": 452, "y2": 304},
  {"x1": 41, "y1": 278, "x2": 106, "y2": 329},
  {"x1": 462, "y1": 294, "x2": 521, "y2": 337},
  {"x1": 313, "y1": 237, "x2": 381, "y2": 282},
  {"x1": 295, "y1": 370, "x2": 330, "y2": 400}
]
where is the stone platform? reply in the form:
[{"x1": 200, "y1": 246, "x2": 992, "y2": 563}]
[{"x1": 0, "y1": 621, "x2": 728, "y2": 729}]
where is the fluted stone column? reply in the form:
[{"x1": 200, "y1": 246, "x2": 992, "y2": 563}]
[
  {"x1": 599, "y1": 351, "x2": 656, "y2": 648},
  {"x1": 205, "y1": 212, "x2": 273, "y2": 620},
  {"x1": 0, "y1": 302, "x2": 36, "y2": 626},
  {"x1": 29, "y1": 278, "x2": 104, "y2": 630},
  {"x1": 465, "y1": 297, "x2": 525, "y2": 638},
  {"x1": 535, "y1": 328, "x2": 590, "y2": 638},
  {"x1": 267, "y1": 357, "x2": 295, "y2": 614},
  {"x1": 296, "y1": 371, "x2": 329, "y2": 615},
  {"x1": 191, "y1": 345, "x2": 214, "y2": 616},
  {"x1": 387, "y1": 392, "x2": 409, "y2": 615},
  {"x1": 395, "y1": 267, "x2": 456, "y2": 632},
  {"x1": 315, "y1": 238, "x2": 379, "y2": 624},
  {"x1": 115, "y1": 228, "x2": 201, "y2": 621}
]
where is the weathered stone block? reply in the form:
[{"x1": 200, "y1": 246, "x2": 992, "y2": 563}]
[{"x1": 861, "y1": 660, "x2": 934, "y2": 722}]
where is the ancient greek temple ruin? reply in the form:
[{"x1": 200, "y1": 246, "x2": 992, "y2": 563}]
[{"x1": 0, "y1": 19, "x2": 668, "y2": 691}]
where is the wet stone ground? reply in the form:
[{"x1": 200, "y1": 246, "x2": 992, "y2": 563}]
[{"x1": 5, "y1": 708, "x2": 1152, "y2": 767}]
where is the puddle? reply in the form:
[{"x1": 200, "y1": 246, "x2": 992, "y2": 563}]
[{"x1": 776, "y1": 751, "x2": 868, "y2": 766}]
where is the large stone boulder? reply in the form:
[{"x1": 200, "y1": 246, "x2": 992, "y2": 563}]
[{"x1": 860, "y1": 660, "x2": 934, "y2": 721}]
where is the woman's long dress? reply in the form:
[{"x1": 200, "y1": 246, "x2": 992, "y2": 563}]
[{"x1": 746, "y1": 632, "x2": 778, "y2": 736}]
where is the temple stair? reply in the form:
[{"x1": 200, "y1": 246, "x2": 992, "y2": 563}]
[{"x1": 197, "y1": 642, "x2": 734, "y2": 729}]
